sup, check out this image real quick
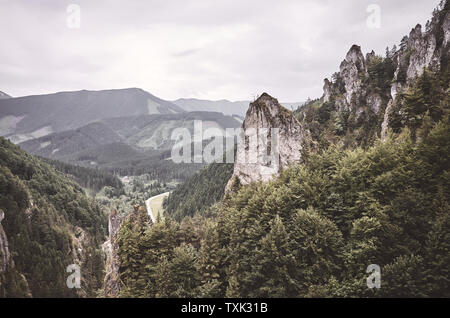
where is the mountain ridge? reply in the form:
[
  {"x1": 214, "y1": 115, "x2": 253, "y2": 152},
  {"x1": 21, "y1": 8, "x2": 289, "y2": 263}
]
[
  {"x1": 0, "y1": 91, "x2": 11, "y2": 99},
  {"x1": 172, "y1": 97, "x2": 304, "y2": 117},
  {"x1": 0, "y1": 88, "x2": 185, "y2": 144},
  {"x1": 0, "y1": 137, "x2": 107, "y2": 297}
]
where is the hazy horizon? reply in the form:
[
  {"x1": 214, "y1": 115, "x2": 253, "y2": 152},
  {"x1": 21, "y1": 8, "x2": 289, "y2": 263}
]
[{"x1": 0, "y1": 0, "x2": 441, "y2": 102}]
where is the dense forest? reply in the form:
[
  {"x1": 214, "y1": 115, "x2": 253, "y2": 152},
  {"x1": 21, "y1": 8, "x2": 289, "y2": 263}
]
[
  {"x1": 42, "y1": 157, "x2": 124, "y2": 195},
  {"x1": 116, "y1": 0, "x2": 450, "y2": 296},
  {"x1": 117, "y1": 113, "x2": 450, "y2": 297},
  {"x1": 96, "y1": 174, "x2": 177, "y2": 217},
  {"x1": 164, "y1": 163, "x2": 234, "y2": 221},
  {"x1": 0, "y1": 0, "x2": 448, "y2": 299},
  {"x1": 0, "y1": 138, "x2": 107, "y2": 297}
]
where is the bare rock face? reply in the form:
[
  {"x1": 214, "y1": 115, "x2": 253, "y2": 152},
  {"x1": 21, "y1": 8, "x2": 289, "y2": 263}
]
[
  {"x1": 339, "y1": 45, "x2": 368, "y2": 106},
  {"x1": 380, "y1": 99, "x2": 394, "y2": 139},
  {"x1": 366, "y1": 93, "x2": 383, "y2": 115},
  {"x1": 381, "y1": 9, "x2": 449, "y2": 139},
  {"x1": 102, "y1": 204, "x2": 151, "y2": 297},
  {"x1": 323, "y1": 78, "x2": 333, "y2": 103},
  {"x1": 226, "y1": 93, "x2": 309, "y2": 191},
  {"x1": 102, "y1": 209, "x2": 123, "y2": 297},
  {"x1": 0, "y1": 209, "x2": 11, "y2": 273},
  {"x1": 405, "y1": 24, "x2": 438, "y2": 82},
  {"x1": 70, "y1": 226, "x2": 89, "y2": 297},
  {"x1": 318, "y1": 4, "x2": 449, "y2": 141},
  {"x1": 321, "y1": 45, "x2": 370, "y2": 115},
  {"x1": 444, "y1": 12, "x2": 450, "y2": 46}
]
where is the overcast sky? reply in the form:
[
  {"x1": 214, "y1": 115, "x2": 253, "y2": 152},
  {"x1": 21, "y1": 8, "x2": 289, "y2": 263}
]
[{"x1": 0, "y1": 0, "x2": 441, "y2": 102}]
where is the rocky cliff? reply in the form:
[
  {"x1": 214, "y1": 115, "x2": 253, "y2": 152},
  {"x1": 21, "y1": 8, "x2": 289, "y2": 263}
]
[
  {"x1": 0, "y1": 209, "x2": 10, "y2": 273},
  {"x1": 322, "y1": 3, "x2": 449, "y2": 141},
  {"x1": 102, "y1": 204, "x2": 150, "y2": 297},
  {"x1": 382, "y1": 5, "x2": 450, "y2": 138},
  {"x1": 0, "y1": 137, "x2": 106, "y2": 297},
  {"x1": 0, "y1": 209, "x2": 31, "y2": 297},
  {"x1": 102, "y1": 208, "x2": 123, "y2": 297},
  {"x1": 226, "y1": 93, "x2": 311, "y2": 191},
  {"x1": 227, "y1": 2, "x2": 449, "y2": 187}
]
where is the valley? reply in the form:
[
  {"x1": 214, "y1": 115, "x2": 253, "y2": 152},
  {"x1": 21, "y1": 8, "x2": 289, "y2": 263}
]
[
  {"x1": 0, "y1": 0, "x2": 449, "y2": 300},
  {"x1": 145, "y1": 191, "x2": 170, "y2": 223}
]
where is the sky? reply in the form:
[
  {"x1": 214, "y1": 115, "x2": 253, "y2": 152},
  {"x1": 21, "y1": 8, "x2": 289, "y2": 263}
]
[{"x1": 0, "y1": 0, "x2": 442, "y2": 102}]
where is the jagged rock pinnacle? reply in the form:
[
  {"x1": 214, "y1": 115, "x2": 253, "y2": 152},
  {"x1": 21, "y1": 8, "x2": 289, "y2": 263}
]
[{"x1": 225, "y1": 93, "x2": 310, "y2": 192}]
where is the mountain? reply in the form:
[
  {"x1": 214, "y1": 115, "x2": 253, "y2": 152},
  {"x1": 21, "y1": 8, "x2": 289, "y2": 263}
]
[
  {"x1": 164, "y1": 162, "x2": 234, "y2": 222},
  {"x1": 0, "y1": 137, "x2": 107, "y2": 297},
  {"x1": 100, "y1": 111, "x2": 241, "y2": 150},
  {"x1": 19, "y1": 111, "x2": 241, "y2": 167},
  {"x1": 172, "y1": 98, "x2": 250, "y2": 116},
  {"x1": 0, "y1": 88, "x2": 184, "y2": 144},
  {"x1": 225, "y1": 93, "x2": 311, "y2": 191},
  {"x1": 160, "y1": 2, "x2": 450, "y2": 212},
  {"x1": 172, "y1": 98, "x2": 304, "y2": 117},
  {"x1": 41, "y1": 157, "x2": 124, "y2": 194},
  {"x1": 0, "y1": 87, "x2": 242, "y2": 180},
  {"x1": 116, "y1": 2, "x2": 450, "y2": 298},
  {"x1": 303, "y1": 5, "x2": 450, "y2": 149},
  {"x1": 0, "y1": 91, "x2": 11, "y2": 99},
  {"x1": 224, "y1": 0, "x2": 450, "y2": 189},
  {"x1": 19, "y1": 121, "x2": 125, "y2": 159},
  {"x1": 17, "y1": 111, "x2": 241, "y2": 183}
]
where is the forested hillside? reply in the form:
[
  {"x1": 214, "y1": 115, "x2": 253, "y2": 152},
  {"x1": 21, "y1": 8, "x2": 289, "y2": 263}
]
[
  {"x1": 116, "y1": 1, "x2": 450, "y2": 298},
  {"x1": 42, "y1": 158, "x2": 124, "y2": 195},
  {"x1": 0, "y1": 88, "x2": 184, "y2": 144},
  {"x1": 1, "y1": 0, "x2": 448, "y2": 300},
  {"x1": 0, "y1": 138, "x2": 107, "y2": 297},
  {"x1": 117, "y1": 115, "x2": 450, "y2": 297},
  {"x1": 164, "y1": 163, "x2": 234, "y2": 221}
]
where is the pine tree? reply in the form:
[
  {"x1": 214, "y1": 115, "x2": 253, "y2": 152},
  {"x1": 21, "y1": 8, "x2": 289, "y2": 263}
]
[
  {"x1": 249, "y1": 215, "x2": 292, "y2": 297},
  {"x1": 197, "y1": 221, "x2": 225, "y2": 296}
]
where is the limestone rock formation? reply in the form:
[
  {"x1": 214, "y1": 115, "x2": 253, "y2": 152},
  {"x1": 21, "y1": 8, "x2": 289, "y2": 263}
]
[
  {"x1": 226, "y1": 93, "x2": 310, "y2": 191},
  {"x1": 380, "y1": 8, "x2": 449, "y2": 138},
  {"x1": 102, "y1": 209, "x2": 123, "y2": 297},
  {"x1": 318, "y1": 5, "x2": 449, "y2": 141},
  {"x1": 0, "y1": 209, "x2": 11, "y2": 273},
  {"x1": 340, "y1": 45, "x2": 368, "y2": 106},
  {"x1": 102, "y1": 204, "x2": 151, "y2": 297}
]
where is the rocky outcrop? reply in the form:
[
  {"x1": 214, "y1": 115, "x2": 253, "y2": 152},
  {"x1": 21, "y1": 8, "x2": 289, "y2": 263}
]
[
  {"x1": 321, "y1": 45, "x2": 378, "y2": 116},
  {"x1": 0, "y1": 209, "x2": 11, "y2": 273},
  {"x1": 224, "y1": 3, "x2": 449, "y2": 191},
  {"x1": 70, "y1": 226, "x2": 89, "y2": 297},
  {"x1": 444, "y1": 12, "x2": 450, "y2": 46},
  {"x1": 226, "y1": 93, "x2": 310, "y2": 190},
  {"x1": 102, "y1": 208, "x2": 123, "y2": 297},
  {"x1": 380, "y1": 6, "x2": 449, "y2": 139},
  {"x1": 339, "y1": 45, "x2": 368, "y2": 106},
  {"x1": 0, "y1": 209, "x2": 31, "y2": 297},
  {"x1": 404, "y1": 24, "x2": 437, "y2": 81},
  {"x1": 318, "y1": 3, "x2": 449, "y2": 141},
  {"x1": 102, "y1": 204, "x2": 151, "y2": 297}
]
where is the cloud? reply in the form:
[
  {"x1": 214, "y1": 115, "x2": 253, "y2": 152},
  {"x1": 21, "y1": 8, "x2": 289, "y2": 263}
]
[{"x1": 0, "y1": 0, "x2": 441, "y2": 101}]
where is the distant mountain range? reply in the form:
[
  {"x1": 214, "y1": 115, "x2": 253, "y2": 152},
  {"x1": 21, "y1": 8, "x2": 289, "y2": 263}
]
[
  {"x1": 0, "y1": 88, "x2": 184, "y2": 144},
  {"x1": 172, "y1": 98, "x2": 303, "y2": 116},
  {"x1": 19, "y1": 111, "x2": 241, "y2": 168},
  {"x1": 0, "y1": 88, "x2": 300, "y2": 172},
  {"x1": 0, "y1": 88, "x2": 244, "y2": 174},
  {"x1": 172, "y1": 98, "x2": 249, "y2": 116},
  {"x1": 0, "y1": 91, "x2": 11, "y2": 99}
]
